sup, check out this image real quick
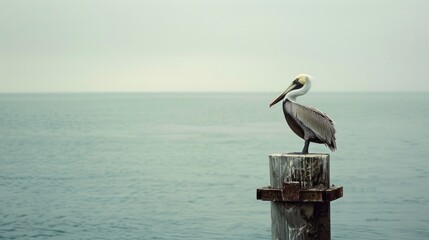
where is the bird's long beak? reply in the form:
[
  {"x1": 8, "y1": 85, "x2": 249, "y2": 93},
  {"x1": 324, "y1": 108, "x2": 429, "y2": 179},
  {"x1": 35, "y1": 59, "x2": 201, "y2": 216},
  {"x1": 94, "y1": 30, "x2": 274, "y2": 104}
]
[{"x1": 269, "y1": 83, "x2": 296, "y2": 107}]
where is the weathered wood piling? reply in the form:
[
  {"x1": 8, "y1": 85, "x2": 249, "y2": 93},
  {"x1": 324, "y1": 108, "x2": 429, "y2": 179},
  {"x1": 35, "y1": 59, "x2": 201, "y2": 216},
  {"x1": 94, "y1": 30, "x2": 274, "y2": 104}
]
[{"x1": 257, "y1": 153, "x2": 343, "y2": 240}]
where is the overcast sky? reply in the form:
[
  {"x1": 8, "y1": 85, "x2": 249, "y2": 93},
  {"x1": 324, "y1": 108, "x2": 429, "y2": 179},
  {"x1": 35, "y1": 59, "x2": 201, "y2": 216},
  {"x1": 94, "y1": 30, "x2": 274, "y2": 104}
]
[{"x1": 1, "y1": 0, "x2": 428, "y2": 92}]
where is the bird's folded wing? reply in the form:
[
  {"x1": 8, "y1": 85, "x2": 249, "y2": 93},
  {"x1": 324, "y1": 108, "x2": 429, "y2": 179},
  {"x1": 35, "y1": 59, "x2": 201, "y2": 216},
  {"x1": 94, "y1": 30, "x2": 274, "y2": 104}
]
[{"x1": 291, "y1": 102, "x2": 337, "y2": 150}]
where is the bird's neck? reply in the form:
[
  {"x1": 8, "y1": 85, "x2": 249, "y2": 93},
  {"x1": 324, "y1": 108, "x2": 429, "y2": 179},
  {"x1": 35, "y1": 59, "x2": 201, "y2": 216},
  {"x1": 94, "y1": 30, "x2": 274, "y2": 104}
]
[
  {"x1": 286, "y1": 89, "x2": 304, "y2": 102},
  {"x1": 286, "y1": 95, "x2": 298, "y2": 102}
]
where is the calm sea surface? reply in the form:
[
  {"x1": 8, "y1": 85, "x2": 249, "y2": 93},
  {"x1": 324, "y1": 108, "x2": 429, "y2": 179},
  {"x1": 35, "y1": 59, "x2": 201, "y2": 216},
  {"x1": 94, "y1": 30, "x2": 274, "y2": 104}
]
[{"x1": 0, "y1": 93, "x2": 428, "y2": 239}]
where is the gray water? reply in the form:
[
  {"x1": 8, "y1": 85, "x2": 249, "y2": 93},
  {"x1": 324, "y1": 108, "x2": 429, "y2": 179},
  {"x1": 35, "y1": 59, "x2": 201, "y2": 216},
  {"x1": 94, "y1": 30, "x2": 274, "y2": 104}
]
[{"x1": 0, "y1": 93, "x2": 428, "y2": 239}]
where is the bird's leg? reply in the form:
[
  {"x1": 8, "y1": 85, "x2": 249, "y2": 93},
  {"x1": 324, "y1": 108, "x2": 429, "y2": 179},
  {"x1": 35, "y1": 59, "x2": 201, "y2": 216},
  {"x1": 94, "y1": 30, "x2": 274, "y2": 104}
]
[{"x1": 302, "y1": 140, "x2": 310, "y2": 154}]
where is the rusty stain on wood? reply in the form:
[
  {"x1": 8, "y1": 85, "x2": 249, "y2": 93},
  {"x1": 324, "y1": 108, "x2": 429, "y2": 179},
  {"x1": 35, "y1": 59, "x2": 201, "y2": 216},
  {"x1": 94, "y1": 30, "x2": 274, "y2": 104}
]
[
  {"x1": 256, "y1": 185, "x2": 343, "y2": 202},
  {"x1": 282, "y1": 182, "x2": 300, "y2": 201}
]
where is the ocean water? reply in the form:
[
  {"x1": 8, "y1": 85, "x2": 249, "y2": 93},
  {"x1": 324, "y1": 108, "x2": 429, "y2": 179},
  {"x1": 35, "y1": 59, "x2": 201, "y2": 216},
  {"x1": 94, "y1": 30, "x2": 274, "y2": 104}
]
[{"x1": 0, "y1": 92, "x2": 428, "y2": 240}]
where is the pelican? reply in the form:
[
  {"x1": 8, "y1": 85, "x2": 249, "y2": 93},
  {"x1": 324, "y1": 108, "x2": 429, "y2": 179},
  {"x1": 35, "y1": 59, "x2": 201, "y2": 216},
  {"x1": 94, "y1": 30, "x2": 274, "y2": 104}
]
[{"x1": 269, "y1": 74, "x2": 336, "y2": 154}]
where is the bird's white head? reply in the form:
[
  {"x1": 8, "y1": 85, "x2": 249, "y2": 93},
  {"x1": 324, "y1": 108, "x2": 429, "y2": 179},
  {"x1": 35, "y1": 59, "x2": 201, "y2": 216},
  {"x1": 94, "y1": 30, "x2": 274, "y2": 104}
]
[{"x1": 269, "y1": 73, "x2": 313, "y2": 107}]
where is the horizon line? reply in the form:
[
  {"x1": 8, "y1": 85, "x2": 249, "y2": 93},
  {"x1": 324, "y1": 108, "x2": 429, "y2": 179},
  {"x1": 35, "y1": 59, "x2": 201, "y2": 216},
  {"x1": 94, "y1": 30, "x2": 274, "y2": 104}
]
[{"x1": 0, "y1": 90, "x2": 428, "y2": 94}]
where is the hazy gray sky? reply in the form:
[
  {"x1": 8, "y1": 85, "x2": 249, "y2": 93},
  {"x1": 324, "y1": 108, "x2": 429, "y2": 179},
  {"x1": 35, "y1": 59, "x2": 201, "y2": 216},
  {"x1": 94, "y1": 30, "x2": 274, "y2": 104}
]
[{"x1": 1, "y1": 0, "x2": 428, "y2": 92}]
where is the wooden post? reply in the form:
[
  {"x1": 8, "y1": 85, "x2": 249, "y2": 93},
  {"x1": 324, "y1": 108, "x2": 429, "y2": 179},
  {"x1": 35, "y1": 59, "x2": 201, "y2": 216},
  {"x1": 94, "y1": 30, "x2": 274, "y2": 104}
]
[{"x1": 256, "y1": 153, "x2": 343, "y2": 240}]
